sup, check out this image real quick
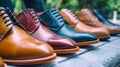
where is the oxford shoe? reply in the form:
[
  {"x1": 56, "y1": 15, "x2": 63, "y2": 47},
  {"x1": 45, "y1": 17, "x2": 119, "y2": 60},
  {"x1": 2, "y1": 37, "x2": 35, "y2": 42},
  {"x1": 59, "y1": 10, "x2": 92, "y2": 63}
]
[
  {"x1": 76, "y1": 8, "x2": 120, "y2": 35},
  {"x1": 0, "y1": 7, "x2": 56, "y2": 65},
  {"x1": 16, "y1": 9, "x2": 79, "y2": 54},
  {"x1": 39, "y1": 8, "x2": 99, "y2": 46},
  {"x1": 60, "y1": 8, "x2": 110, "y2": 40}
]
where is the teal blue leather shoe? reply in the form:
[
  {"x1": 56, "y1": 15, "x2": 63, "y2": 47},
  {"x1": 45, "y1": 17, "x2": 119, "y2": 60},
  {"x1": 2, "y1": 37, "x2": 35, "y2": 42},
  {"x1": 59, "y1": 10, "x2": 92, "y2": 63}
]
[{"x1": 39, "y1": 8, "x2": 99, "y2": 46}]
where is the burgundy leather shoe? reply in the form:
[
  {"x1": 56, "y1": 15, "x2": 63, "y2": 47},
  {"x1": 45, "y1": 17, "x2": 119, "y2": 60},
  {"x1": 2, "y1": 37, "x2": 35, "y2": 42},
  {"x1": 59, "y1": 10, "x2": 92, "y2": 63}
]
[{"x1": 16, "y1": 9, "x2": 79, "y2": 54}]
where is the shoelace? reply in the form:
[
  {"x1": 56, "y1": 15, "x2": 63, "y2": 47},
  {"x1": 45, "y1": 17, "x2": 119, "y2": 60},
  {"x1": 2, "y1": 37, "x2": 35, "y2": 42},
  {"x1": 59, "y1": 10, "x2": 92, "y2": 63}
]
[
  {"x1": 28, "y1": 9, "x2": 41, "y2": 28},
  {"x1": 65, "y1": 9, "x2": 79, "y2": 21},
  {"x1": 29, "y1": 9, "x2": 40, "y2": 24},
  {"x1": 0, "y1": 7, "x2": 13, "y2": 40},
  {"x1": 50, "y1": 9, "x2": 65, "y2": 23},
  {"x1": 0, "y1": 7, "x2": 13, "y2": 30}
]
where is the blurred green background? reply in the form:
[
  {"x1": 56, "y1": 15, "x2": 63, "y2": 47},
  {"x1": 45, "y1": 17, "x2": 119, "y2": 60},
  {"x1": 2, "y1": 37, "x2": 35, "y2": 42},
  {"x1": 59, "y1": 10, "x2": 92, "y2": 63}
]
[
  {"x1": 11, "y1": 0, "x2": 120, "y2": 19},
  {"x1": 45, "y1": 0, "x2": 120, "y2": 19}
]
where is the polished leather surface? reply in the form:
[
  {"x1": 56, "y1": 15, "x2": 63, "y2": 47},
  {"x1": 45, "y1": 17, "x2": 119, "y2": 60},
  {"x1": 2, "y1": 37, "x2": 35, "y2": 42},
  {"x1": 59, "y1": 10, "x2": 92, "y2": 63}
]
[
  {"x1": 76, "y1": 8, "x2": 120, "y2": 35},
  {"x1": 0, "y1": 7, "x2": 55, "y2": 61},
  {"x1": 16, "y1": 9, "x2": 77, "y2": 50},
  {"x1": 92, "y1": 9, "x2": 120, "y2": 26},
  {"x1": 1, "y1": 25, "x2": 54, "y2": 58},
  {"x1": 40, "y1": 8, "x2": 98, "y2": 42},
  {"x1": 0, "y1": 57, "x2": 4, "y2": 67},
  {"x1": 59, "y1": 9, "x2": 110, "y2": 38}
]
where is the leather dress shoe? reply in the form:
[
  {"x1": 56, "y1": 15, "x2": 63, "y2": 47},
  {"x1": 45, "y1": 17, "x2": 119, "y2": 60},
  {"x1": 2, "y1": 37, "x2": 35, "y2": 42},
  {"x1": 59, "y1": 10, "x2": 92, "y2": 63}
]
[
  {"x1": 0, "y1": 7, "x2": 56, "y2": 65},
  {"x1": 0, "y1": 57, "x2": 6, "y2": 67},
  {"x1": 39, "y1": 8, "x2": 99, "y2": 46},
  {"x1": 76, "y1": 8, "x2": 120, "y2": 35},
  {"x1": 59, "y1": 8, "x2": 110, "y2": 40},
  {"x1": 16, "y1": 9, "x2": 79, "y2": 54},
  {"x1": 92, "y1": 9, "x2": 120, "y2": 26}
]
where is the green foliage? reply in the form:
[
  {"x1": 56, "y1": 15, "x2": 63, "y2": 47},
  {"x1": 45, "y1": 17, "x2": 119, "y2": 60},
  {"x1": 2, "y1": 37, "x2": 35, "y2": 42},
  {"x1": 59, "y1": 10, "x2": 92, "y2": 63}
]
[
  {"x1": 90, "y1": 0, "x2": 112, "y2": 17},
  {"x1": 11, "y1": 0, "x2": 22, "y2": 13},
  {"x1": 45, "y1": 0, "x2": 79, "y2": 11},
  {"x1": 46, "y1": 0, "x2": 58, "y2": 8},
  {"x1": 90, "y1": 0, "x2": 120, "y2": 18},
  {"x1": 107, "y1": 0, "x2": 120, "y2": 12},
  {"x1": 10, "y1": 0, "x2": 120, "y2": 18},
  {"x1": 60, "y1": 0, "x2": 79, "y2": 11}
]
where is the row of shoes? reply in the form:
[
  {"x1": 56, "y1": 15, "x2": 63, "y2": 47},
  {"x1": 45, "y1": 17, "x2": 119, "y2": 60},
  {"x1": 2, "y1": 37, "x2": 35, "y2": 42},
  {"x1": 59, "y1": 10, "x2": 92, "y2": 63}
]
[{"x1": 0, "y1": 6, "x2": 120, "y2": 67}]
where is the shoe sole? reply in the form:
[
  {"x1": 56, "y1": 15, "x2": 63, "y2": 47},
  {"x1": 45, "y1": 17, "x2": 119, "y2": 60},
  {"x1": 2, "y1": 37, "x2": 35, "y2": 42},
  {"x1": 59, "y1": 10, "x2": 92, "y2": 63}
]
[
  {"x1": 99, "y1": 36, "x2": 111, "y2": 41},
  {"x1": 55, "y1": 47, "x2": 79, "y2": 54},
  {"x1": 110, "y1": 32, "x2": 120, "y2": 36},
  {"x1": 4, "y1": 63, "x2": 7, "y2": 67},
  {"x1": 4, "y1": 53, "x2": 56, "y2": 65},
  {"x1": 77, "y1": 39, "x2": 99, "y2": 46}
]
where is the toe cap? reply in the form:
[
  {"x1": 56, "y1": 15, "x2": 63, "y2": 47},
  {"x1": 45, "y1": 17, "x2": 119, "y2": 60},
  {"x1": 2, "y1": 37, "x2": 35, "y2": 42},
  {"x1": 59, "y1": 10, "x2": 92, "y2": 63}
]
[
  {"x1": 108, "y1": 26, "x2": 120, "y2": 35},
  {"x1": 74, "y1": 32, "x2": 98, "y2": 42},
  {"x1": 16, "y1": 41, "x2": 55, "y2": 58},
  {"x1": 91, "y1": 28, "x2": 110, "y2": 38},
  {"x1": 48, "y1": 36, "x2": 77, "y2": 50}
]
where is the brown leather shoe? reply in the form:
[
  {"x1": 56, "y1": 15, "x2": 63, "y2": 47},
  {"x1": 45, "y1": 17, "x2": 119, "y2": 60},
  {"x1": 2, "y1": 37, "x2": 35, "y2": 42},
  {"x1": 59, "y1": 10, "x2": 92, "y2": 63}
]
[
  {"x1": 76, "y1": 8, "x2": 120, "y2": 35},
  {"x1": 0, "y1": 7, "x2": 56, "y2": 65},
  {"x1": 16, "y1": 9, "x2": 79, "y2": 54},
  {"x1": 59, "y1": 8, "x2": 110, "y2": 40},
  {"x1": 0, "y1": 57, "x2": 6, "y2": 67}
]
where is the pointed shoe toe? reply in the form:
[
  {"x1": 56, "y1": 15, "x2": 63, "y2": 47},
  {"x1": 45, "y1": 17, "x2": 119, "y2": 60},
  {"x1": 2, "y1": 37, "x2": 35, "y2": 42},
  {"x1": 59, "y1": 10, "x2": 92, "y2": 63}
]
[
  {"x1": 76, "y1": 32, "x2": 99, "y2": 46},
  {"x1": 47, "y1": 36, "x2": 79, "y2": 54},
  {"x1": 108, "y1": 26, "x2": 120, "y2": 35},
  {"x1": 91, "y1": 28, "x2": 111, "y2": 40},
  {"x1": 1, "y1": 26, "x2": 56, "y2": 65}
]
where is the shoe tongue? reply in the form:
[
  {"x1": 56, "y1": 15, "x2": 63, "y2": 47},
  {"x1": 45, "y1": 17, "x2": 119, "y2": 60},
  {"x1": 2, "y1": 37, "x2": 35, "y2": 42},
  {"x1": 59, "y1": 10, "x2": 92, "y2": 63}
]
[
  {"x1": 40, "y1": 8, "x2": 65, "y2": 32},
  {"x1": 0, "y1": 7, "x2": 13, "y2": 40},
  {"x1": 16, "y1": 9, "x2": 39, "y2": 34}
]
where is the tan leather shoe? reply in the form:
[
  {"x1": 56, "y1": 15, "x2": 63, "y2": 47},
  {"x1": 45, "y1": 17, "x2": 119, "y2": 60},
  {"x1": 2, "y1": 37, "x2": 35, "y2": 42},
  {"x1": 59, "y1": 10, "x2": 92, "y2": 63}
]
[
  {"x1": 0, "y1": 7, "x2": 56, "y2": 65},
  {"x1": 76, "y1": 8, "x2": 120, "y2": 35},
  {"x1": 59, "y1": 8, "x2": 110, "y2": 40},
  {"x1": 0, "y1": 57, "x2": 6, "y2": 67}
]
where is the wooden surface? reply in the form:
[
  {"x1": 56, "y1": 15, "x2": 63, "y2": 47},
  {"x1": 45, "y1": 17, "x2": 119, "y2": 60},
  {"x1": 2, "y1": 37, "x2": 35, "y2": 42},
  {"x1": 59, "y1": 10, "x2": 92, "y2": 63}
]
[{"x1": 8, "y1": 35, "x2": 120, "y2": 67}]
